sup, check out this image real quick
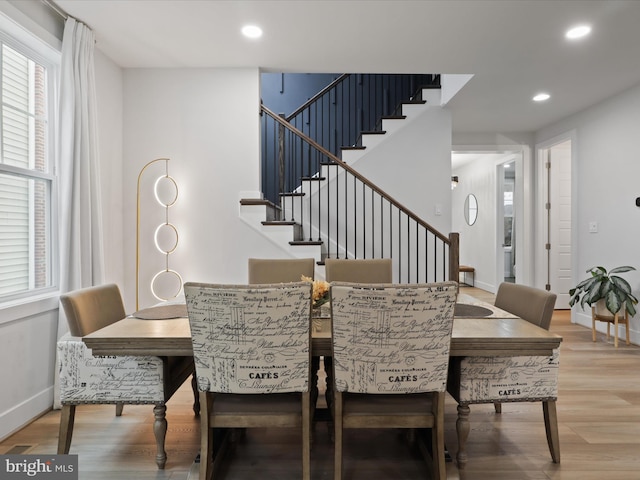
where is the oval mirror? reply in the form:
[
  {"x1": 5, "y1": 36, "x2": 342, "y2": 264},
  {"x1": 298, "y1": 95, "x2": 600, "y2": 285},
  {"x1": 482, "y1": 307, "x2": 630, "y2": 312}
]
[{"x1": 464, "y1": 194, "x2": 478, "y2": 226}]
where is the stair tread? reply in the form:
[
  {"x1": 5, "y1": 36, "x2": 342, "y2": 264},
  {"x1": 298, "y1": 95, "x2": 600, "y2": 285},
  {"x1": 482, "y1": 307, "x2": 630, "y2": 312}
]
[
  {"x1": 301, "y1": 176, "x2": 326, "y2": 181},
  {"x1": 280, "y1": 192, "x2": 305, "y2": 197},
  {"x1": 262, "y1": 221, "x2": 298, "y2": 226},
  {"x1": 380, "y1": 115, "x2": 407, "y2": 120},
  {"x1": 289, "y1": 240, "x2": 323, "y2": 246},
  {"x1": 239, "y1": 198, "x2": 281, "y2": 210},
  {"x1": 341, "y1": 146, "x2": 366, "y2": 151},
  {"x1": 403, "y1": 99, "x2": 427, "y2": 105},
  {"x1": 361, "y1": 130, "x2": 386, "y2": 135}
]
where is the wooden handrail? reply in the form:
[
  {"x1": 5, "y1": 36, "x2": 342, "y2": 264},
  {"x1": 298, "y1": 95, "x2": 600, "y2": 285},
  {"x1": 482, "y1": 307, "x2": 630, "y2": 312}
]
[
  {"x1": 285, "y1": 74, "x2": 350, "y2": 121},
  {"x1": 262, "y1": 104, "x2": 451, "y2": 245}
]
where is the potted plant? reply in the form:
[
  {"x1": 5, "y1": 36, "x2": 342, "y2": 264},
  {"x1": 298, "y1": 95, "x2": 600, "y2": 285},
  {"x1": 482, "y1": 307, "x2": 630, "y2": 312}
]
[{"x1": 569, "y1": 265, "x2": 638, "y2": 316}]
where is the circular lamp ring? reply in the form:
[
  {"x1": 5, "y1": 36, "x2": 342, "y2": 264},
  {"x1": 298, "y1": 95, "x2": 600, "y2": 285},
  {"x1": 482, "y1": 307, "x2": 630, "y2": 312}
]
[
  {"x1": 154, "y1": 222, "x2": 179, "y2": 254},
  {"x1": 151, "y1": 269, "x2": 184, "y2": 302},
  {"x1": 154, "y1": 175, "x2": 178, "y2": 207}
]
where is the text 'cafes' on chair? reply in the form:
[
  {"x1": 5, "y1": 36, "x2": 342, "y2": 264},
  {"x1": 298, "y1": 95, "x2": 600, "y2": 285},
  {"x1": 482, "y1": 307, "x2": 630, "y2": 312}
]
[
  {"x1": 248, "y1": 257, "x2": 315, "y2": 284},
  {"x1": 57, "y1": 283, "x2": 194, "y2": 469},
  {"x1": 330, "y1": 281, "x2": 458, "y2": 480},
  {"x1": 447, "y1": 282, "x2": 560, "y2": 468},
  {"x1": 185, "y1": 281, "x2": 313, "y2": 480}
]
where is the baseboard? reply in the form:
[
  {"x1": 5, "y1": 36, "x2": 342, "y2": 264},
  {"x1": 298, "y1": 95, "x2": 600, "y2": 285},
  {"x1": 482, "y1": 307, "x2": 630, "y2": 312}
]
[{"x1": 0, "y1": 387, "x2": 53, "y2": 442}]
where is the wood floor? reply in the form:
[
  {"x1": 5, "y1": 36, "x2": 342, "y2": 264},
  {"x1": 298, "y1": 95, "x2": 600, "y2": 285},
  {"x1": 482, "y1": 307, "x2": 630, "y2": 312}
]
[{"x1": 2, "y1": 286, "x2": 640, "y2": 479}]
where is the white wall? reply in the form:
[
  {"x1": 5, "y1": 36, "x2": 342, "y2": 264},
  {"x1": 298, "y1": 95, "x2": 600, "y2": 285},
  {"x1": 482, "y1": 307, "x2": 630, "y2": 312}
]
[
  {"x1": 121, "y1": 68, "x2": 287, "y2": 311},
  {"x1": 353, "y1": 96, "x2": 453, "y2": 234},
  {"x1": 452, "y1": 156, "x2": 500, "y2": 292},
  {"x1": 536, "y1": 82, "x2": 640, "y2": 340}
]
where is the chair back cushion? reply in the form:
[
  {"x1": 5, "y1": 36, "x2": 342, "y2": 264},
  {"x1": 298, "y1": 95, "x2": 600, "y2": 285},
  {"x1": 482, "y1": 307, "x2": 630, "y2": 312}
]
[
  {"x1": 330, "y1": 281, "x2": 457, "y2": 394},
  {"x1": 494, "y1": 282, "x2": 557, "y2": 330},
  {"x1": 185, "y1": 282, "x2": 312, "y2": 394},
  {"x1": 324, "y1": 258, "x2": 392, "y2": 283},
  {"x1": 60, "y1": 283, "x2": 126, "y2": 337},
  {"x1": 248, "y1": 257, "x2": 315, "y2": 284}
]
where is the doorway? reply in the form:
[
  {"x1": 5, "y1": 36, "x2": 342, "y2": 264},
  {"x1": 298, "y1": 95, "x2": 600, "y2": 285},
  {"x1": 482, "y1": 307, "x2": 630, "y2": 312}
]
[
  {"x1": 501, "y1": 161, "x2": 516, "y2": 283},
  {"x1": 538, "y1": 138, "x2": 573, "y2": 309}
]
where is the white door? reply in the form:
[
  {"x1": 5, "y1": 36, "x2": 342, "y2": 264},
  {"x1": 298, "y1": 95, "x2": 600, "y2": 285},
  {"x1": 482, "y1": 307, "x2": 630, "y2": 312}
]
[{"x1": 546, "y1": 140, "x2": 572, "y2": 309}]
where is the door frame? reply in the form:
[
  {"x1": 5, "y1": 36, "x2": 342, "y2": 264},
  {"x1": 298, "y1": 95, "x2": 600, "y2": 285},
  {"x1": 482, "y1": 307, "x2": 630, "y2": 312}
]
[
  {"x1": 534, "y1": 131, "x2": 577, "y2": 297},
  {"x1": 452, "y1": 144, "x2": 533, "y2": 292}
]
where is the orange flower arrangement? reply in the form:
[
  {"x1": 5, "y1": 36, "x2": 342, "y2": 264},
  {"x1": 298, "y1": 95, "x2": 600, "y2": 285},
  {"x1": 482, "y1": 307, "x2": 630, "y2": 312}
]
[{"x1": 301, "y1": 275, "x2": 330, "y2": 308}]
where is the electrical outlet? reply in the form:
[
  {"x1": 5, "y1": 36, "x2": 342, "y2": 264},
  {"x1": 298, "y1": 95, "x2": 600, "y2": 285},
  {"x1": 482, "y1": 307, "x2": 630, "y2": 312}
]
[{"x1": 588, "y1": 221, "x2": 598, "y2": 233}]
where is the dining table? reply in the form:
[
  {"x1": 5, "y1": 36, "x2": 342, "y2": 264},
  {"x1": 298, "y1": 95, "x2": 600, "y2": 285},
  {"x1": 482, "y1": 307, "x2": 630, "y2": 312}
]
[{"x1": 83, "y1": 293, "x2": 562, "y2": 469}]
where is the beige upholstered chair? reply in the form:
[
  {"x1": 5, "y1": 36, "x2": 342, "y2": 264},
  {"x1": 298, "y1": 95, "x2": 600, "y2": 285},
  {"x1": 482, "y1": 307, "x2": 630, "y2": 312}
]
[
  {"x1": 324, "y1": 258, "x2": 392, "y2": 283},
  {"x1": 494, "y1": 282, "x2": 557, "y2": 330},
  {"x1": 447, "y1": 282, "x2": 560, "y2": 467},
  {"x1": 57, "y1": 283, "x2": 194, "y2": 469},
  {"x1": 248, "y1": 257, "x2": 315, "y2": 284},
  {"x1": 330, "y1": 281, "x2": 458, "y2": 480},
  {"x1": 185, "y1": 282, "x2": 312, "y2": 480}
]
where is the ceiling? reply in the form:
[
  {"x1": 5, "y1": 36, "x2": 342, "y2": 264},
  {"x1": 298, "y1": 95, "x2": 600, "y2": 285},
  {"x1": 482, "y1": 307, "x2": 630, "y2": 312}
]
[{"x1": 55, "y1": 0, "x2": 640, "y2": 134}]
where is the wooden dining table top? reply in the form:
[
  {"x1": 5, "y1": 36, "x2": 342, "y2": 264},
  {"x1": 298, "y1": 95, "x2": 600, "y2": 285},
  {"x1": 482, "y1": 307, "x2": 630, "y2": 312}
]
[{"x1": 83, "y1": 294, "x2": 562, "y2": 358}]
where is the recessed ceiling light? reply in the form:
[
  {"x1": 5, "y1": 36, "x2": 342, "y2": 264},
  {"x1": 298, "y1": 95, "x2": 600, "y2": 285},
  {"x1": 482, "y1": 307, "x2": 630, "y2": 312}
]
[
  {"x1": 533, "y1": 93, "x2": 550, "y2": 102},
  {"x1": 565, "y1": 25, "x2": 591, "y2": 40},
  {"x1": 241, "y1": 25, "x2": 263, "y2": 39}
]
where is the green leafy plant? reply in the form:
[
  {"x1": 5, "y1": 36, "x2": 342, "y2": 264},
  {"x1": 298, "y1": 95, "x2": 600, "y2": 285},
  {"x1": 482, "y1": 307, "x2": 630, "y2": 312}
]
[{"x1": 569, "y1": 266, "x2": 638, "y2": 316}]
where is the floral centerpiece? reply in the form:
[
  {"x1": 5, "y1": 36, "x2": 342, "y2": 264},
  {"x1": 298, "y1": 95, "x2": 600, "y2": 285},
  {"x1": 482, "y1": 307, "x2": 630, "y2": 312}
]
[{"x1": 301, "y1": 275, "x2": 330, "y2": 308}]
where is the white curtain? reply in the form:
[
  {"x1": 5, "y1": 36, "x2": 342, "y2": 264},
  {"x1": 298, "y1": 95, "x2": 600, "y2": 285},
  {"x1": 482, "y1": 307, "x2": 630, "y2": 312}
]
[{"x1": 55, "y1": 17, "x2": 105, "y2": 407}]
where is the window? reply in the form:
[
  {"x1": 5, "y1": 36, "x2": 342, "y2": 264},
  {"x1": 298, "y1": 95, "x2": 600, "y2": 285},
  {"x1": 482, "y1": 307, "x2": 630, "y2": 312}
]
[{"x1": 0, "y1": 25, "x2": 58, "y2": 301}]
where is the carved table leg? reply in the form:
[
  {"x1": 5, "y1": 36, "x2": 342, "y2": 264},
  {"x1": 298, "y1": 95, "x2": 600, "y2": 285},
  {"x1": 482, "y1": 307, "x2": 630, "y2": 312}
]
[
  {"x1": 191, "y1": 374, "x2": 200, "y2": 416},
  {"x1": 153, "y1": 404, "x2": 167, "y2": 469},
  {"x1": 456, "y1": 404, "x2": 470, "y2": 469}
]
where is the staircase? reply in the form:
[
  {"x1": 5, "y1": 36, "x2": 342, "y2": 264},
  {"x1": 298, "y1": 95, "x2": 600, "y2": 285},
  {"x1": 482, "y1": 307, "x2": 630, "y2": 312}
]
[{"x1": 241, "y1": 75, "x2": 459, "y2": 282}]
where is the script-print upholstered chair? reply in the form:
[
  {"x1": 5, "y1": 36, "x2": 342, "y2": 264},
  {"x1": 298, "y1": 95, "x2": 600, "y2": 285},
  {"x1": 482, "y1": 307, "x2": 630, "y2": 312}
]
[
  {"x1": 57, "y1": 283, "x2": 194, "y2": 469},
  {"x1": 248, "y1": 257, "x2": 315, "y2": 284},
  {"x1": 185, "y1": 281, "x2": 312, "y2": 480},
  {"x1": 323, "y1": 258, "x2": 393, "y2": 411},
  {"x1": 330, "y1": 281, "x2": 458, "y2": 480},
  {"x1": 324, "y1": 258, "x2": 392, "y2": 284},
  {"x1": 447, "y1": 282, "x2": 560, "y2": 468}
]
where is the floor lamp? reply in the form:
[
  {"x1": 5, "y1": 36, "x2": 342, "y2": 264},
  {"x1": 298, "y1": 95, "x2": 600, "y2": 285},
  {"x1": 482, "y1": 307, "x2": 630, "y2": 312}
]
[{"x1": 136, "y1": 158, "x2": 183, "y2": 310}]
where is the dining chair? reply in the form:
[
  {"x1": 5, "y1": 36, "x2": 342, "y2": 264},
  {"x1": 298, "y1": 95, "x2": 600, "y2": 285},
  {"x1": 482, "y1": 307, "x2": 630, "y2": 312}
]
[
  {"x1": 447, "y1": 282, "x2": 560, "y2": 466},
  {"x1": 248, "y1": 257, "x2": 315, "y2": 283},
  {"x1": 330, "y1": 281, "x2": 458, "y2": 480},
  {"x1": 324, "y1": 258, "x2": 392, "y2": 283},
  {"x1": 185, "y1": 281, "x2": 312, "y2": 480},
  {"x1": 57, "y1": 283, "x2": 195, "y2": 469}
]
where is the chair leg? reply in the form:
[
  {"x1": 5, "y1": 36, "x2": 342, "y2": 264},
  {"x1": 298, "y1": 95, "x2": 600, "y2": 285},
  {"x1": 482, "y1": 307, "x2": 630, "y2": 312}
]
[
  {"x1": 302, "y1": 391, "x2": 311, "y2": 480},
  {"x1": 333, "y1": 392, "x2": 344, "y2": 480},
  {"x1": 614, "y1": 314, "x2": 619, "y2": 348},
  {"x1": 592, "y1": 312, "x2": 597, "y2": 342},
  {"x1": 57, "y1": 404, "x2": 76, "y2": 454},
  {"x1": 432, "y1": 392, "x2": 446, "y2": 480},
  {"x1": 493, "y1": 402, "x2": 502, "y2": 414},
  {"x1": 200, "y1": 392, "x2": 213, "y2": 480},
  {"x1": 115, "y1": 402, "x2": 124, "y2": 416},
  {"x1": 542, "y1": 400, "x2": 561, "y2": 463},
  {"x1": 153, "y1": 404, "x2": 168, "y2": 469}
]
